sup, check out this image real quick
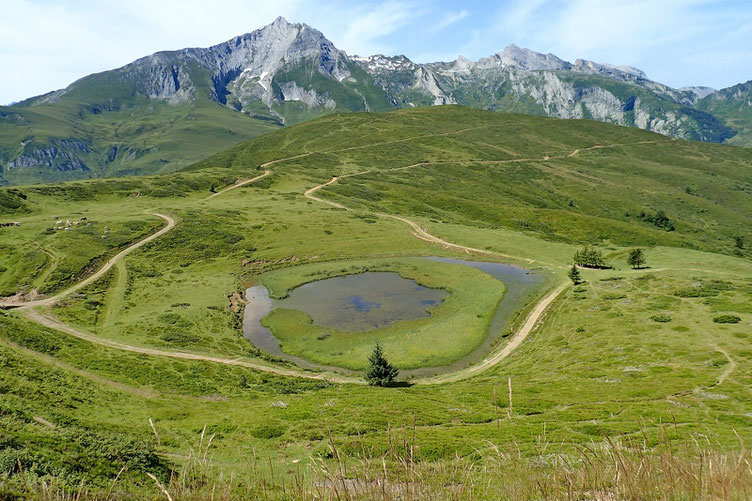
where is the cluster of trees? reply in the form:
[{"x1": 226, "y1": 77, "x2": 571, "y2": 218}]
[
  {"x1": 573, "y1": 246, "x2": 607, "y2": 268},
  {"x1": 637, "y1": 210, "x2": 675, "y2": 231},
  {"x1": 568, "y1": 247, "x2": 647, "y2": 284}
]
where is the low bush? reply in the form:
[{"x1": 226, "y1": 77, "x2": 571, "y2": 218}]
[
  {"x1": 651, "y1": 313, "x2": 672, "y2": 323},
  {"x1": 713, "y1": 314, "x2": 741, "y2": 324}
]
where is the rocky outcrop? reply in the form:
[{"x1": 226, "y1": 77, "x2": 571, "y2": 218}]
[
  {"x1": 1, "y1": 18, "x2": 746, "y2": 185},
  {"x1": 351, "y1": 44, "x2": 736, "y2": 142},
  {"x1": 6, "y1": 139, "x2": 90, "y2": 172}
]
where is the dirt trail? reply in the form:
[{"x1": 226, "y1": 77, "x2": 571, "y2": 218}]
[
  {"x1": 0, "y1": 214, "x2": 175, "y2": 309},
  {"x1": 2, "y1": 136, "x2": 662, "y2": 386},
  {"x1": 0, "y1": 336, "x2": 161, "y2": 398},
  {"x1": 14, "y1": 284, "x2": 567, "y2": 386},
  {"x1": 32, "y1": 243, "x2": 58, "y2": 289},
  {"x1": 383, "y1": 213, "x2": 532, "y2": 263},
  {"x1": 102, "y1": 260, "x2": 127, "y2": 327},
  {"x1": 304, "y1": 168, "x2": 529, "y2": 263},
  {"x1": 207, "y1": 124, "x2": 501, "y2": 199},
  {"x1": 303, "y1": 139, "x2": 668, "y2": 264},
  {"x1": 714, "y1": 346, "x2": 735, "y2": 385},
  {"x1": 206, "y1": 170, "x2": 270, "y2": 199},
  {"x1": 21, "y1": 308, "x2": 359, "y2": 384},
  {"x1": 420, "y1": 283, "x2": 569, "y2": 384}
]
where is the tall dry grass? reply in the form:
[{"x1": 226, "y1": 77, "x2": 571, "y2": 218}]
[{"x1": 8, "y1": 424, "x2": 752, "y2": 500}]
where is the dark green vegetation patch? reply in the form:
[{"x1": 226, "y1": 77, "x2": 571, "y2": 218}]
[{"x1": 713, "y1": 314, "x2": 742, "y2": 324}]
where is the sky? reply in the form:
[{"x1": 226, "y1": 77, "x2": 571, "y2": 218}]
[{"x1": 1, "y1": 0, "x2": 751, "y2": 104}]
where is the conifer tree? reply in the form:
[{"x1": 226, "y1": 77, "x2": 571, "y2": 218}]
[
  {"x1": 567, "y1": 265, "x2": 582, "y2": 284},
  {"x1": 365, "y1": 342, "x2": 398, "y2": 387}
]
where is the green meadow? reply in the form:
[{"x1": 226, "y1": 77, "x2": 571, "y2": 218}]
[
  {"x1": 1, "y1": 106, "x2": 751, "y2": 499},
  {"x1": 261, "y1": 257, "x2": 511, "y2": 370}
]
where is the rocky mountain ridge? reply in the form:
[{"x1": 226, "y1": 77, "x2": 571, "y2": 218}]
[{"x1": 1, "y1": 17, "x2": 749, "y2": 185}]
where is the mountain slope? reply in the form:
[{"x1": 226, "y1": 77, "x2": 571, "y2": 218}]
[
  {"x1": 0, "y1": 17, "x2": 392, "y2": 186},
  {"x1": 353, "y1": 46, "x2": 736, "y2": 144},
  {"x1": 0, "y1": 18, "x2": 748, "y2": 186},
  {"x1": 191, "y1": 106, "x2": 752, "y2": 259},
  {"x1": 697, "y1": 80, "x2": 752, "y2": 146}
]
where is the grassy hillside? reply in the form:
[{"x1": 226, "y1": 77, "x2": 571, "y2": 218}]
[
  {"x1": 195, "y1": 106, "x2": 752, "y2": 258},
  {"x1": 0, "y1": 88, "x2": 280, "y2": 186},
  {"x1": 698, "y1": 80, "x2": 752, "y2": 147},
  {"x1": 1, "y1": 107, "x2": 752, "y2": 498}
]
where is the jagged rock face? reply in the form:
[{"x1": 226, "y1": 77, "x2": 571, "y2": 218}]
[
  {"x1": 191, "y1": 17, "x2": 352, "y2": 109},
  {"x1": 1, "y1": 17, "x2": 746, "y2": 185},
  {"x1": 350, "y1": 44, "x2": 735, "y2": 142},
  {"x1": 496, "y1": 44, "x2": 571, "y2": 71},
  {"x1": 7, "y1": 139, "x2": 90, "y2": 172},
  {"x1": 680, "y1": 86, "x2": 717, "y2": 101},
  {"x1": 28, "y1": 17, "x2": 354, "y2": 113},
  {"x1": 125, "y1": 58, "x2": 196, "y2": 104}
]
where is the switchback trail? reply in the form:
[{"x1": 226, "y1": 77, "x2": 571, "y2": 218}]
[
  {"x1": 303, "y1": 140, "x2": 669, "y2": 263},
  {"x1": 0, "y1": 214, "x2": 176, "y2": 309},
  {"x1": 20, "y1": 308, "x2": 357, "y2": 384},
  {"x1": 2, "y1": 135, "x2": 657, "y2": 385}
]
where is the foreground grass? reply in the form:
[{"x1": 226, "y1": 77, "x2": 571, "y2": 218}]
[{"x1": 3, "y1": 424, "x2": 752, "y2": 500}]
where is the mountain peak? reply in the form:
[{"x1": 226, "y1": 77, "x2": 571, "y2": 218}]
[
  {"x1": 574, "y1": 59, "x2": 647, "y2": 80},
  {"x1": 497, "y1": 44, "x2": 571, "y2": 71}
]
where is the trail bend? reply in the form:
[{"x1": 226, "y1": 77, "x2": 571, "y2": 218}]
[
  {"x1": 0, "y1": 213, "x2": 175, "y2": 309},
  {"x1": 1, "y1": 134, "x2": 666, "y2": 384}
]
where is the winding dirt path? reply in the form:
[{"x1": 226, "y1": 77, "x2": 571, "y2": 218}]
[
  {"x1": 206, "y1": 170, "x2": 271, "y2": 199},
  {"x1": 3, "y1": 136, "x2": 662, "y2": 385},
  {"x1": 305, "y1": 171, "x2": 527, "y2": 263},
  {"x1": 422, "y1": 283, "x2": 568, "y2": 384},
  {"x1": 20, "y1": 308, "x2": 357, "y2": 384},
  {"x1": 0, "y1": 214, "x2": 175, "y2": 309},
  {"x1": 13, "y1": 282, "x2": 566, "y2": 386},
  {"x1": 714, "y1": 346, "x2": 735, "y2": 385}
]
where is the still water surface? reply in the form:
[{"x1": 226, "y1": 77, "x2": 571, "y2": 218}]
[{"x1": 242, "y1": 258, "x2": 545, "y2": 376}]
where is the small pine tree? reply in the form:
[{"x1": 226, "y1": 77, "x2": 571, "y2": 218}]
[
  {"x1": 567, "y1": 265, "x2": 582, "y2": 284},
  {"x1": 627, "y1": 248, "x2": 646, "y2": 269},
  {"x1": 365, "y1": 342, "x2": 398, "y2": 387}
]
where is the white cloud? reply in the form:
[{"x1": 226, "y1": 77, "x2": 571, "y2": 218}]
[
  {"x1": 0, "y1": 0, "x2": 429, "y2": 103},
  {"x1": 331, "y1": 1, "x2": 422, "y2": 56},
  {"x1": 432, "y1": 9, "x2": 470, "y2": 31},
  {"x1": 0, "y1": 0, "x2": 303, "y2": 104}
]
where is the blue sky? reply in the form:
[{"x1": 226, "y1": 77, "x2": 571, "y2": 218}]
[{"x1": 1, "y1": 0, "x2": 751, "y2": 104}]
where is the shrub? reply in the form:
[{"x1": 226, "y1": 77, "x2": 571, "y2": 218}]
[
  {"x1": 637, "y1": 209, "x2": 675, "y2": 231},
  {"x1": 365, "y1": 343, "x2": 398, "y2": 387},
  {"x1": 713, "y1": 315, "x2": 741, "y2": 324},
  {"x1": 651, "y1": 313, "x2": 672, "y2": 323},
  {"x1": 567, "y1": 265, "x2": 582, "y2": 284},
  {"x1": 251, "y1": 424, "x2": 285, "y2": 439}
]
